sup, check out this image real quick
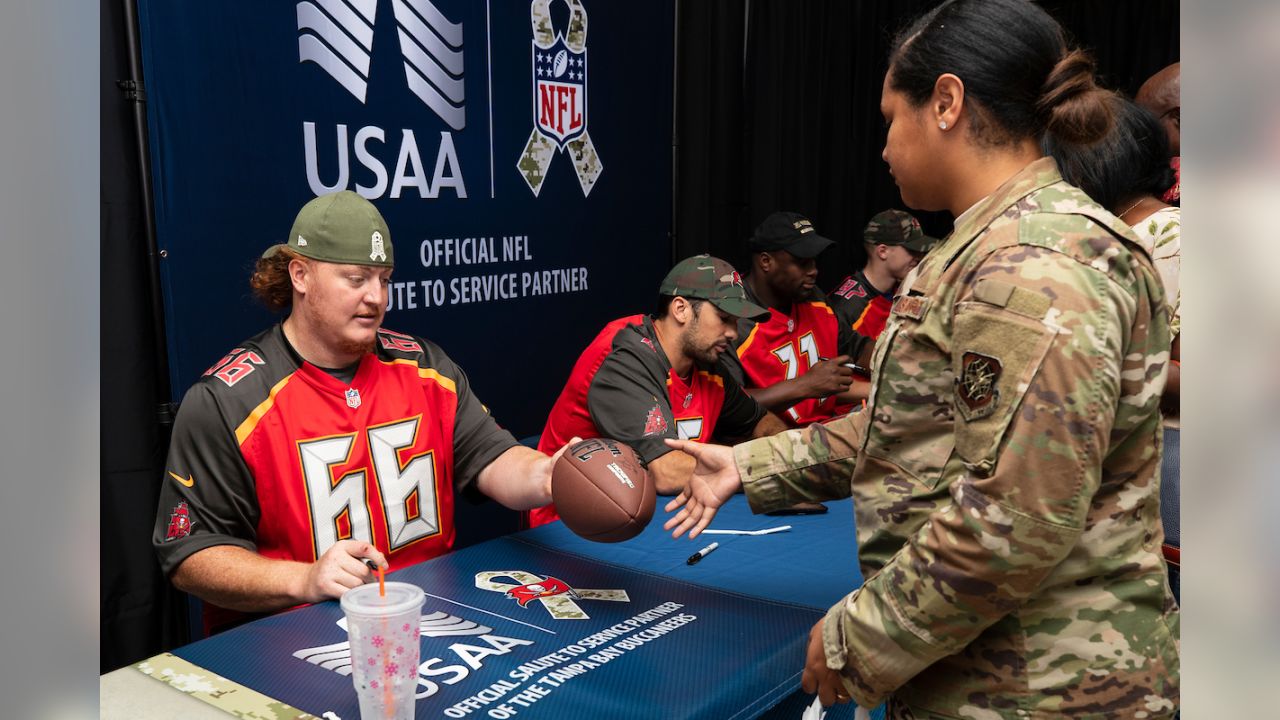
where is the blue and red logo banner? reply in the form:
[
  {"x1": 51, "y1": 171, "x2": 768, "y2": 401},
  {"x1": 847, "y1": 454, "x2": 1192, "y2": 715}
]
[{"x1": 137, "y1": 0, "x2": 674, "y2": 435}]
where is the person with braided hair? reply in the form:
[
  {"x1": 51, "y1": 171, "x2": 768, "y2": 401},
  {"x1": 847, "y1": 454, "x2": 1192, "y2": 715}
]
[{"x1": 662, "y1": 1, "x2": 1179, "y2": 716}]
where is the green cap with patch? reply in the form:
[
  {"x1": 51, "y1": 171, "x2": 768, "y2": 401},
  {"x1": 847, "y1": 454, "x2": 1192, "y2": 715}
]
[
  {"x1": 263, "y1": 190, "x2": 394, "y2": 267},
  {"x1": 658, "y1": 254, "x2": 770, "y2": 321},
  {"x1": 863, "y1": 209, "x2": 937, "y2": 253}
]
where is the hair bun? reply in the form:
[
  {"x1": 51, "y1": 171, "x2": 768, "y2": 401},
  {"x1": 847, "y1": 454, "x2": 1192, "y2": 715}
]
[{"x1": 1037, "y1": 49, "x2": 1115, "y2": 145}]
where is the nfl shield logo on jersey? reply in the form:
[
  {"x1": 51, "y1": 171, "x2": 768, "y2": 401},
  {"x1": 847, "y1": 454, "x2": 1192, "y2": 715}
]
[{"x1": 345, "y1": 387, "x2": 361, "y2": 409}]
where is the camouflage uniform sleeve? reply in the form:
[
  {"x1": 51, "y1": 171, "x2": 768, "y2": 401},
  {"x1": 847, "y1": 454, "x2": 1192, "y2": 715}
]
[
  {"x1": 823, "y1": 243, "x2": 1159, "y2": 707},
  {"x1": 732, "y1": 410, "x2": 867, "y2": 513}
]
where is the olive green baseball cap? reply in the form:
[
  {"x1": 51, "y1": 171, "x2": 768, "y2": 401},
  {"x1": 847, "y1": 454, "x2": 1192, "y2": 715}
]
[
  {"x1": 658, "y1": 254, "x2": 770, "y2": 321},
  {"x1": 863, "y1": 209, "x2": 937, "y2": 253},
  {"x1": 263, "y1": 190, "x2": 394, "y2": 267}
]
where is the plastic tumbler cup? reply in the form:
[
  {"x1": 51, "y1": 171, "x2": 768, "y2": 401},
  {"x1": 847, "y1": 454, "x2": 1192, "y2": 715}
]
[{"x1": 340, "y1": 582, "x2": 425, "y2": 720}]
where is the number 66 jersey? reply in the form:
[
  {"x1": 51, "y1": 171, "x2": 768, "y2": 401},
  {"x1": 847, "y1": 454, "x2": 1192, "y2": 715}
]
[{"x1": 152, "y1": 324, "x2": 517, "y2": 586}]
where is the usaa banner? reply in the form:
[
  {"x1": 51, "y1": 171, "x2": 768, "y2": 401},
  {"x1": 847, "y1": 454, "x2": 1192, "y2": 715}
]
[{"x1": 137, "y1": 0, "x2": 674, "y2": 435}]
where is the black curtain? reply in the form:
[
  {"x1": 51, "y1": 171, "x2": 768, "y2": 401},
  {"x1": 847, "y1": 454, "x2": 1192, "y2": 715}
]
[
  {"x1": 101, "y1": 0, "x2": 189, "y2": 672},
  {"x1": 675, "y1": 0, "x2": 1180, "y2": 290}
]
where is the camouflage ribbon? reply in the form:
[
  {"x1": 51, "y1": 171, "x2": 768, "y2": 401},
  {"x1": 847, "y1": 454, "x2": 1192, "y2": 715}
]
[
  {"x1": 475, "y1": 570, "x2": 628, "y2": 620},
  {"x1": 518, "y1": 0, "x2": 603, "y2": 196}
]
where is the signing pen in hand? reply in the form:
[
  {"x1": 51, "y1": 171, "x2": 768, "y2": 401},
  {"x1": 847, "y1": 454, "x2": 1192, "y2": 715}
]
[{"x1": 686, "y1": 541, "x2": 719, "y2": 566}]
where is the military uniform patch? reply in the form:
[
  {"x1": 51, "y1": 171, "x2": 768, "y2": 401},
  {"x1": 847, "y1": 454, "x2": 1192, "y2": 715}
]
[
  {"x1": 956, "y1": 352, "x2": 1001, "y2": 420},
  {"x1": 891, "y1": 294, "x2": 929, "y2": 320}
]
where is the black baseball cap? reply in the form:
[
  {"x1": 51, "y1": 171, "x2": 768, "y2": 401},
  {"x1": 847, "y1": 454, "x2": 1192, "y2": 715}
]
[{"x1": 746, "y1": 211, "x2": 835, "y2": 258}]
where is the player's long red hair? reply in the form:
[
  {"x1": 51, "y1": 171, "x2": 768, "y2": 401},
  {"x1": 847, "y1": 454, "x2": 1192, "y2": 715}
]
[{"x1": 250, "y1": 248, "x2": 299, "y2": 312}]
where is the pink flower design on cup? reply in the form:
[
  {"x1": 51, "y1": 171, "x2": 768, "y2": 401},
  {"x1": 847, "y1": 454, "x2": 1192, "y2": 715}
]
[
  {"x1": 370, "y1": 680, "x2": 379, "y2": 689},
  {"x1": 371, "y1": 636, "x2": 385, "y2": 647},
  {"x1": 385, "y1": 662, "x2": 399, "y2": 677}
]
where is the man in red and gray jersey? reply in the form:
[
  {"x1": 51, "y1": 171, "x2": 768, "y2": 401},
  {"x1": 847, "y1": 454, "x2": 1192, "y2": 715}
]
[
  {"x1": 827, "y1": 209, "x2": 937, "y2": 381},
  {"x1": 725, "y1": 212, "x2": 870, "y2": 426},
  {"x1": 530, "y1": 255, "x2": 788, "y2": 527},
  {"x1": 153, "y1": 191, "x2": 563, "y2": 633}
]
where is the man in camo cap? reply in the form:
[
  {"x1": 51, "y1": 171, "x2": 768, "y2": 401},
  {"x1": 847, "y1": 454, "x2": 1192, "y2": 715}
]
[
  {"x1": 529, "y1": 254, "x2": 787, "y2": 526},
  {"x1": 828, "y1": 210, "x2": 938, "y2": 380}
]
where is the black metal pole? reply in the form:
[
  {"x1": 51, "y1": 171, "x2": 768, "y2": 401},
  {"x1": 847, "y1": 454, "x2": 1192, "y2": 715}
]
[
  {"x1": 118, "y1": 0, "x2": 176, "y2": 426},
  {"x1": 670, "y1": 0, "x2": 680, "y2": 267}
]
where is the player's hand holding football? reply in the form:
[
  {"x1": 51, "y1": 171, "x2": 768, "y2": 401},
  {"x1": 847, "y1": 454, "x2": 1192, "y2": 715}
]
[
  {"x1": 299, "y1": 540, "x2": 387, "y2": 603},
  {"x1": 531, "y1": 436, "x2": 583, "y2": 506},
  {"x1": 801, "y1": 355, "x2": 855, "y2": 397},
  {"x1": 661, "y1": 438, "x2": 741, "y2": 538}
]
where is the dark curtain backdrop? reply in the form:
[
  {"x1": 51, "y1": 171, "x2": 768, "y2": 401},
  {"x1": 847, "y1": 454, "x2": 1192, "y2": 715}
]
[
  {"x1": 102, "y1": 0, "x2": 1179, "y2": 671},
  {"x1": 675, "y1": 0, "x2": 1180, "y2": 289},
  {"x1": 101, "y1": 0, "x2": 189, "y2": 672}
]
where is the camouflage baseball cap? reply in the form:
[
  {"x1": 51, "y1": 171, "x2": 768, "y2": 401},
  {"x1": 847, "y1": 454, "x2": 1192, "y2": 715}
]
[
  {"x1": 263, "y1": 190, "x2": 394, "y2": 267},
  {"x1": 658, "y1": 254, "x2": 770, "y2": 321},
  {"x1": 746, "y1": 211, "x2": 835, "y2": 258},
  {"x1": 863, "y1": 209, "x2": 937, "y2": 253}
]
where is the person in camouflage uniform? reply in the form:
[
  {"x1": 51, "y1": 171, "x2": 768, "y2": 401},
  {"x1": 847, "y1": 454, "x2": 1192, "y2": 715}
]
[{"x1": 664, "y1": 1, "x2": 1179, "y2": 717}]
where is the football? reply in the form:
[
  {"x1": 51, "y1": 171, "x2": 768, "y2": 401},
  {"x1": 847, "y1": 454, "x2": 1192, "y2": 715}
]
[
  {"x1": 553, "y1": 49, "x2": 569, "y2": 78},
  {"x1": 552, "y1": 438, "x2": 655, "y2": 542}
]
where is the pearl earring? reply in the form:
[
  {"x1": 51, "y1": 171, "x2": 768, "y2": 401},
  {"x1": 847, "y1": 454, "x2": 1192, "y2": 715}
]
[{"x1": 939, "y1": 121, "x2": 948, "y2": 130}]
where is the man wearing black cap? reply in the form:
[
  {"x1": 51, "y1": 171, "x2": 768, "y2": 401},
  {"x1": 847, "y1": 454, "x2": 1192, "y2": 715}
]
[
  {"x1": 828, "y1": 210, "x2": 938, "y2": 382},
  {"x1": 725, "y1": 212, "x2": 869, "y2": 427},
  {"x1": 153, "y1": 191, "x2": 563, "y2": 634},
  {"x1": 527, "y1": 255, "x2": 788, "y2": 526}
]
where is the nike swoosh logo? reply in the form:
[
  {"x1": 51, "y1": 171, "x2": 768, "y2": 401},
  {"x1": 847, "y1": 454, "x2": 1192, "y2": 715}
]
[{"x1": 168, "y1": 471, "x2": 194, "y2": 487}]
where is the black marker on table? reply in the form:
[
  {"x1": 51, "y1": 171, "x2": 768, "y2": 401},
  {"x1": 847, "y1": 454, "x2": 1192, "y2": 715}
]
[{"x1": 686, "y1": 541, "x2": 719, "y2": 566}]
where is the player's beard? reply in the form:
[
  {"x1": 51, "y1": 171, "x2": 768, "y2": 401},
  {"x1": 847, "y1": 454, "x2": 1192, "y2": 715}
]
[
  {"x1": 680, "y1": 312, "x2": 721, "y2": 366},
  {"x1": 333, "y1": 334, "x2": 376, "y2": 359}
]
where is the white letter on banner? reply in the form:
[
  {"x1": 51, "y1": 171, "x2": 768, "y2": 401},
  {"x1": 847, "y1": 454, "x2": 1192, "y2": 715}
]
[
  {"x1": 431, "y1": 132, "x2": 467, "y2": 198},
  {"x1": 354, "y1": 125, "x2": 388, "y2": 199},
  {"x1": 304, "y1": 121, "x2": 350, "y2": 194},
  {"x1": 390, "y1": 129, "x2": 430, "y2": 199}
]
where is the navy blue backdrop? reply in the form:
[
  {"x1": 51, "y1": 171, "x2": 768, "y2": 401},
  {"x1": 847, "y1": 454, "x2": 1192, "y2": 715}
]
[{"x1": 137, "y1": 0, "x2": 674, "y2": 437}]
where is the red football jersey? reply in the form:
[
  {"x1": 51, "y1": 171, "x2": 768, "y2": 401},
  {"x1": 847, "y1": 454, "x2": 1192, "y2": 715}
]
[
  {"x1": 155, "y1": 325, "x2": 515, "y2": 631},
  {"x1": 829, "y1": 271, "x2": 894, "y2": 344},
  {"x1": 733, "y1": 300, "x2": 844, "y2": 426},
  {"x1": 531, "y1": 315, "x2": 763, "y2": 526}
]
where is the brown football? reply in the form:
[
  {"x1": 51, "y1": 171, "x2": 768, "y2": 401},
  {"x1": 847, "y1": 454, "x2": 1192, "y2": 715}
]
[{"x1": 551, "y1": 438, "x2": 655, "y2": 542}]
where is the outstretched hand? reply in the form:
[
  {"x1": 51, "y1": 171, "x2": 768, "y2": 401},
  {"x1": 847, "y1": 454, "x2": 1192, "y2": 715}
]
[{"x1": 661, "y1": 438, "x2": 742, "y2": 539}]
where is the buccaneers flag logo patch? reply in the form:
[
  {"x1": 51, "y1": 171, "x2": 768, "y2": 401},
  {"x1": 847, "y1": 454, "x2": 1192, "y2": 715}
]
[
  {"x1": 642, "y1": 404, "x2": 668, "y2": 436},
  {"x1": 165, "y1": 501, "x2": 192, "y2": 541},
  {"x1": 956, "y1": 352, "x2": 1001, "y2": 420}
]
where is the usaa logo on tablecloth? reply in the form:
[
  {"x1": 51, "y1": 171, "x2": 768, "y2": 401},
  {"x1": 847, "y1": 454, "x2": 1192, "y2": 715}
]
[
  {"x1": 518, "y1": 0, "x2": 603, "y2": 197},
  {"x1": 296, "y1": 0, "x2": 469, "y2": 199}
]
